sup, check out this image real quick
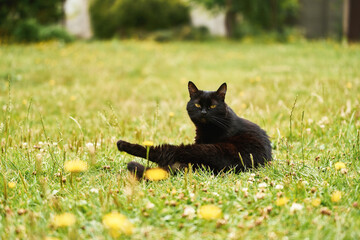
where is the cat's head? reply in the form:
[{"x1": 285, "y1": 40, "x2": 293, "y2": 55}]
[{"x1": 186, "y1": 81, "x2": 228, "y2": 126}]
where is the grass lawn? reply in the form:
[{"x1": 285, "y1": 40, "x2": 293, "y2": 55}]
[{"x1": 0, "y1": 40, "x2": 359, "y2": 239}]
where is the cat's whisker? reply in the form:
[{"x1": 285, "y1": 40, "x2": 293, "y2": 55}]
[{"x1": 209, "y1": 116, "x2": 231, "y2": 129}]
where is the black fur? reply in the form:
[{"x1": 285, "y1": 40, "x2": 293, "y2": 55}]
[{"x1": 117, "y1": 82, "x2": 272, "y2": 176}]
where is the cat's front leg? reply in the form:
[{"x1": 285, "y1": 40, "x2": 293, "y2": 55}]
[{"x1": 117, "y1": 140, "x2": 147, "y2": 159}]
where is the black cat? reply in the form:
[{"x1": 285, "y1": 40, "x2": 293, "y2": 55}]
[{"x1": 117, "y1": 82, "x2": 272, "y2": 178}]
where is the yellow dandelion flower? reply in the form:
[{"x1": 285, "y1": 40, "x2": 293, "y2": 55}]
[
  {"x1": 198, "y1": 205, "x2": 222, "y2": 220},
  {"x1": 144, "y1": 168, "x2": 169, "y2": 181},
  {"x1": 346, "y1": 82, "x2": 352, "y2": 89},
  {"x1": 275, "y1": 197, "x2": 289, "y2": 206},
  {"x1": 49, "y1": 79, "x2": 56, "y2": 86},
  {"x1": 169, "y1": 112, "x2": 175, "y2": 117},
  {"x1": 331, "y1": 191, "x2": 341, "y2": 203},
  {"x1": 8, "y1": 182, "x2": 16, "y2": 189},
  {"x1": 70, "y1": 96, "x2": 77, "y2": 101},
  {"x1": 142, "y1": 141, "x2": 154, "y2": 147},
  {"x1": 334, "y1": 162, "x2": 346, "y2": 170},
  {"x1": 64, "y1": 160, "x2": 88, "y2": 173},
  {"x1": 311, "y1": 198, "x2": 321, "y2": 207},
  {"x1": 102, "y1": 212, "x2": 134, "y2": 237},
  {"x1": 45, "y1": 237, "x2": 60, "y2": 240},
  {"x1": 52, "y1": 213, "x2": 76, "y2": 228}
]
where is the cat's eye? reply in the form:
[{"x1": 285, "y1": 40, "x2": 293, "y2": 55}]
[
  {"x1": 210, "y1": 105, "x2": 216, "y2": 109},
  {"x1": 195, "y1": 103, "x2": 201, "y2": 108}
]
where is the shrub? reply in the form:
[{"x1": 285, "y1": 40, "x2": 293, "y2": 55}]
[
  {"x1": 12, "y1": 19, "x2": 73, "y2": 43},
  {"x1": 89, "y1": 0, "x2": 119, "y2": 39},
  {"x1": 151, "y1": 26, "x2": 211, "y2": 42},
  {"x1": 0, "y1": 0, "x2": 63, "y2": 38},
  {"x1": 90, "y1": 0, "x2": 190, "y2": 39},
  {"x1": 12, "y1": 19, "x2": 41, "y2": 42},
  {"x1": 39, "y1": 25, "x2": 74, "y2": 43}
]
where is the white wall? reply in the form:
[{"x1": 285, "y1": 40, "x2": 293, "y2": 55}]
[
  {"x1": 65, "y1": 0, "x2": 92, "y2": 39},
  {"x1": 191, "y1": 7, "x2": 226, "y2": 36}
]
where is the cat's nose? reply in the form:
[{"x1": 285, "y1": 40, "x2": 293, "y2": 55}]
[{"x1": 201, "y1": 109, "x2": 207, "y2": 115}]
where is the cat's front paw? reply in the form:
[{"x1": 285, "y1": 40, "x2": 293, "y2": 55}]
[{"x1": 117, "y1": 140, "x2": 130, "y2": 151}]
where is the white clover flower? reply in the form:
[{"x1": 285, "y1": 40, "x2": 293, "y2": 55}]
[
  {"x1": 146, "y1": 202, "x2": 155, "y2": 209},
  {"x1": 90, "y1": 188, "x2": 99, "y2": 194},
  {"x1": 302, "y1": 181, "x2": 308, "y2": 185},
  {"x1": 183, "y1": 206, "x2": 196, "y2": 219},
  {"x1": 255, "y1": 192, "x2": 265, "y2": 200},
  {"x1": 86, "y1": 142, "x2": 95, "y2": 154},
  {"x1": 258, "y1": 182, "x2": 267, "y2": 188},
  {"x1": 290, "y1": 203, "x2": 303, "y2": 213},
  {"x1": 275, "y1": 184, "x2": 284, "y2": 190}
]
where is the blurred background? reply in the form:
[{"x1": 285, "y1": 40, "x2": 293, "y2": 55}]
[{"x1": 0, "y1": 0, "x2": 359, "y2": 43}]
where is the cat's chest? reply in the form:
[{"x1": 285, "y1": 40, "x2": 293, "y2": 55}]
[{"x1": 195, "y1": 128, "x2": 229, "y2": 144}]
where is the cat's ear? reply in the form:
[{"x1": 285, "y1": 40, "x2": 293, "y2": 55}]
[
  {"x1": 216, "y1": 83, "x2": 227, "y2": 100},
  {"x1": 188, "y1": 81, "x2": 199, "y2": 98}
]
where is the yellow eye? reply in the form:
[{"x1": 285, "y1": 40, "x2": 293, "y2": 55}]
[
  {"x1": 195, "y1": 103, "x2": 201, "y2": 108},
  {"x1": 210, "y1": 105, "x2": 216, "y2": 109}
]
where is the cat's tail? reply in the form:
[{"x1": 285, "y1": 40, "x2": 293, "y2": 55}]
[{"x1": 127, "y1": 161, "x2": 146, "y2": 179}]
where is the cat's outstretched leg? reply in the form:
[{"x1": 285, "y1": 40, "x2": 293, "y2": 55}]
[
  {"x1": 117, "y1": 140, "x2": 147, "y2": 158},
  {"x1": 117, "y1": 139, "x2": 240, "y2": 172},
  {"x1": 127, "y1": 161, "x2": 146, "y2": 179}
]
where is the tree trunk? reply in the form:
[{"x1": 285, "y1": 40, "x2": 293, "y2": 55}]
[{"x1": 225, "y1": 0, "x2": 236, "y2": 38}]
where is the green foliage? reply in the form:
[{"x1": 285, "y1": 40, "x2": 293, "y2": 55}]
[
  {"x1": 191, "y1": 0, "x2": 299, "y2": 37},
  {"x1": 39, "y1": 25, "x2": 74, "y2": 43},
  {"x1": 90, "y1": 0, "x2": 190, "y2": 39},
  {"x1": 12, "y1": 19, "x2": 73, "y2": 43},
  {"x1": 237, "y1": 0, "x2": 299, "y2": 31},
  {"x1": 151, "y1": 26, "x2": 211, "y2": 42},
  {"x1": 12, "y1": 19, "x2": 41, "y2": 42},
  {"x1": 88, "y1": 0, "x2": 119, "y2": 39},
  {"x1": 0, "y1": 0, "x2": 63, "y2": 37}
]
